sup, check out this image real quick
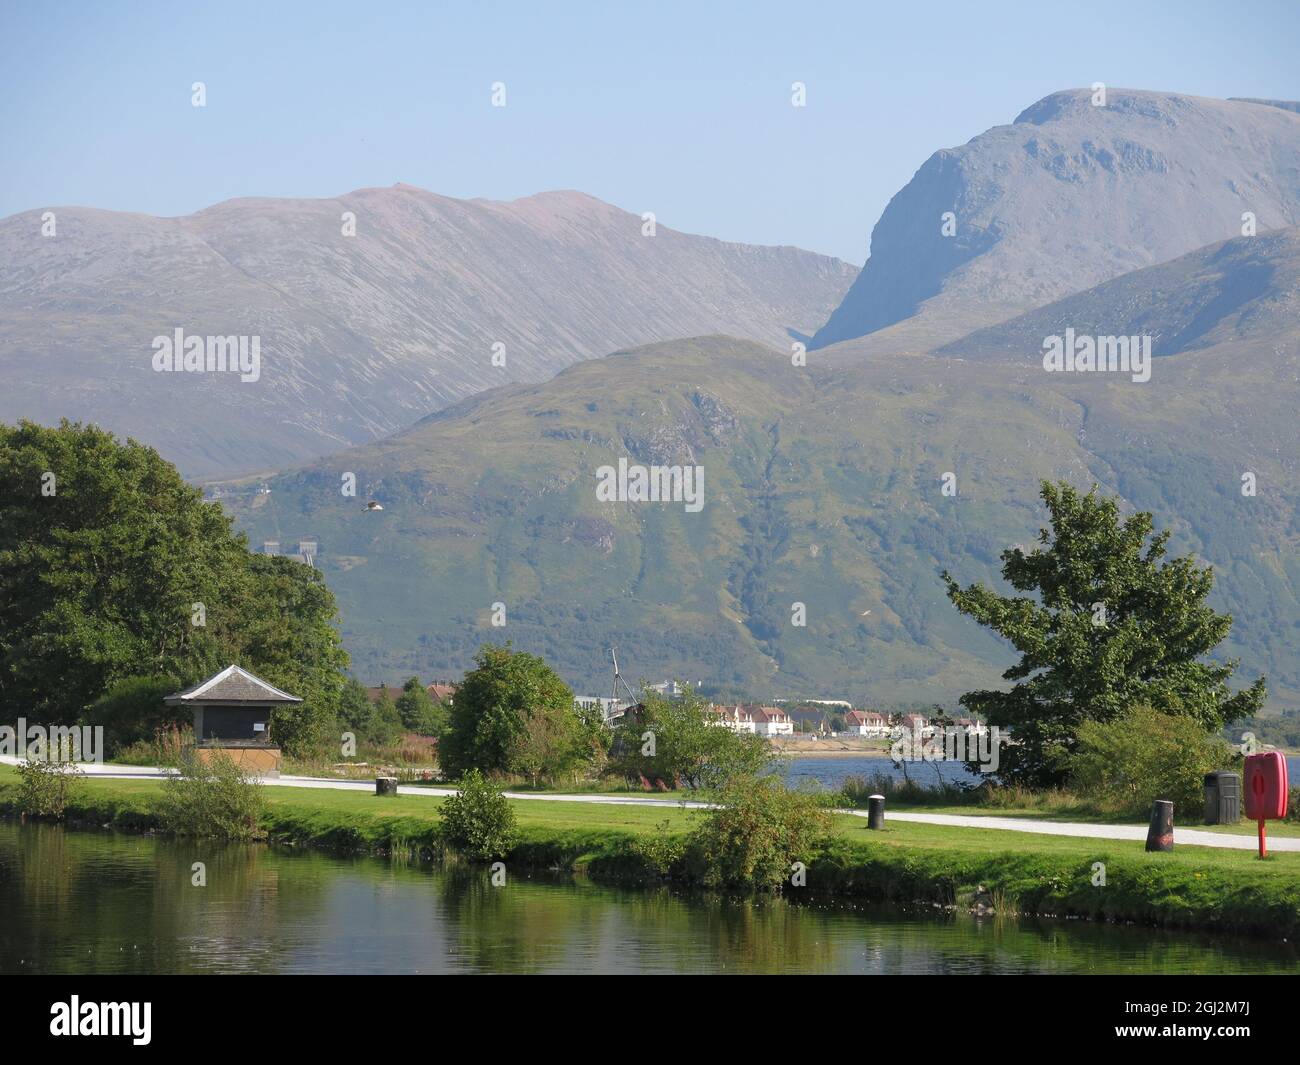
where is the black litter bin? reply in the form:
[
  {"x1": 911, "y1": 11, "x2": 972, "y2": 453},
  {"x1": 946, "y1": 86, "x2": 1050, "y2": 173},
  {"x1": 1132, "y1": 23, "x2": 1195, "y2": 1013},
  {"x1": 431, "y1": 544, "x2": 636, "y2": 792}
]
[{"x1": 1203, "y1": 771, "x2": 1241, "y2": 824}]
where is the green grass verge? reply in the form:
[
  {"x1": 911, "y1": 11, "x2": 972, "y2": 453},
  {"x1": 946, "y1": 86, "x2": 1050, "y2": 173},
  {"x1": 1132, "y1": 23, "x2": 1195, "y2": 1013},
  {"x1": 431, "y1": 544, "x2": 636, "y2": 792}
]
[{"x1": 2, "y1": 766, "x2": 1297, "y2": 938}]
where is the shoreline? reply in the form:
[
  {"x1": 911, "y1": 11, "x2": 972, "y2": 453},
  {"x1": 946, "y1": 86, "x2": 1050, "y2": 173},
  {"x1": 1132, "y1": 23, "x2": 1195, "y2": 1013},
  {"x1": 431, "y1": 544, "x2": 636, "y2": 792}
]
[
  {"x1": 4, "y1": 771, "x2": 1297, "y2": 943},
  {"x1": 771, "y1": 744, "x2": 893, "y2": 758}
]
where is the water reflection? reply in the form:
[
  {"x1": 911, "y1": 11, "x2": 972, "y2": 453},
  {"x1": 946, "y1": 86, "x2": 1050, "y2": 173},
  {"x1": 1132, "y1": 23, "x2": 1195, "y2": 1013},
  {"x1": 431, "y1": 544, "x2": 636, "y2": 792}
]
[{"x1": 0, "y1": 822, "x2": 1293, "y2": 975}]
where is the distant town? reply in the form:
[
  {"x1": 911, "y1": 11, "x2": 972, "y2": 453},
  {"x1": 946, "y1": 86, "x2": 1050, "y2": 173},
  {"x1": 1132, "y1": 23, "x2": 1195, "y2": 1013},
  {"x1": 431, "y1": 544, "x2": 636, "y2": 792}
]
[{"x1": 366, "y1": 677, "x2": 984, "y2": 741}]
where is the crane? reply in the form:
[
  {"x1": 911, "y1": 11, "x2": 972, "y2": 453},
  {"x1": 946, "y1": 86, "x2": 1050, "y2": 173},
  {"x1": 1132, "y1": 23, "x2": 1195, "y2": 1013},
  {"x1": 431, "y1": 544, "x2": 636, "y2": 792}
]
[{"x1": 607, "y1": 646, "x2": 638, "y2": 723}]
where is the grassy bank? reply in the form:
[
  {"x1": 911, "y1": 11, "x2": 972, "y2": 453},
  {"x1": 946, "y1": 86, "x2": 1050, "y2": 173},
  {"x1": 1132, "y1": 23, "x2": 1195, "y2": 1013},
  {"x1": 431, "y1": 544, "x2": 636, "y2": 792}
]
[{"x1": 2, "y1": 765, "x2": 1297, "y2": 940}]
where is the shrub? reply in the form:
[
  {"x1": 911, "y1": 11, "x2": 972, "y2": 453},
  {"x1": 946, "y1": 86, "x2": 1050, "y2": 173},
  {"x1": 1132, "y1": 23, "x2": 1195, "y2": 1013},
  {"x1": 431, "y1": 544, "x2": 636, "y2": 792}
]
[
  {"x1": 686, "y1": 774, "x2": 832, "y2": 891},
  {"x1": 156, "y1": 752, "x2": 266, "y2": 840},
  {"x1": 84, "y1": 673, "x2": 185, "y2": 757},
  {"x1": 609, "y1": 690, "x2": 773, "y2": 790},
  {"x1": 15, "y1": 758, "x2": 83, "y2": 818},
  {"x1": 368, "y1": 691, "x2": 406, "y2": 747},
  {"x1": 1070, "y1": 704, "x2": 1232, "y2": 819},
  {"x1": 268, "y1": 699, "x2": 336, "y2": 760},
  {"x1": 631, "y1": 818, "x2": 688, "y2": 876},
  {"x1": 439, "y1": 769, "x2": 517, "y2": 860},
  {"x1": 442, "y1": 644, "x2": 596, "y2": 783}
]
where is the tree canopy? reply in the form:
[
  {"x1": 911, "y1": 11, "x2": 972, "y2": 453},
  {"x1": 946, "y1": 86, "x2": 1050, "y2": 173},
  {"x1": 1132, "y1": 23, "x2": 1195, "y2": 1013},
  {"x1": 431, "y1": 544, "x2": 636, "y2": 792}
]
[
  {"x1": 440, "y1": 643, "x2": 596, "y2": 781},
  {"x1": 396, "y1": 676, "x2": 448, "y2": 737},
  {"x1": 942, "y1": 480, "x2": 1265, "y2": 786},
  {"x1": 0, "y1": 420, "x2": 348, "y2": 753}
]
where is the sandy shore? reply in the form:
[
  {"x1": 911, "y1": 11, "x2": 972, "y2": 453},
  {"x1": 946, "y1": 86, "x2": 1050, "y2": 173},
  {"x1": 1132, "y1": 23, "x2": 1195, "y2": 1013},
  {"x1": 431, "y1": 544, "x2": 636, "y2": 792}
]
[{"x1": 771, "y1": 741, "x2": 892, "y2": 758}]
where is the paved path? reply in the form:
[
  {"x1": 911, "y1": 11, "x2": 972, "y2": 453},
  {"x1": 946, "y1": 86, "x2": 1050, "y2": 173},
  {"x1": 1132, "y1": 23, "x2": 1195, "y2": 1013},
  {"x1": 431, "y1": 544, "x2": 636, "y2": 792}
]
[{"x1": 4, "y1": 756, "x2": 1293, "y2": 852}]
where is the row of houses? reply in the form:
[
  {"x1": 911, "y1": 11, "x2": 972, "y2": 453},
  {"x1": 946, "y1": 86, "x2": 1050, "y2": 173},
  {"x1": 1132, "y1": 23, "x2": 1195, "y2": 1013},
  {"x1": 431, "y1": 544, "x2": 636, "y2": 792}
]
[
  {"x1": 708, "y1": 704, "x2": 795, "y2": 737},
  {"x1": 842, "y1": 710, "x2": 891, "y2": 736},
  {"x1": 359, "y1": 677, "x2": 986, "y2": 742}
]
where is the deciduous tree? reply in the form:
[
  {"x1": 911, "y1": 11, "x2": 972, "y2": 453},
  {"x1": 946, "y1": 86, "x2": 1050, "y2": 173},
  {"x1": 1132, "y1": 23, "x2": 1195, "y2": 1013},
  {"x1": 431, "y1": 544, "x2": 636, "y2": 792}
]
[{"x1": 942, "y1": 480, "x2": 1265, "y2": 786}]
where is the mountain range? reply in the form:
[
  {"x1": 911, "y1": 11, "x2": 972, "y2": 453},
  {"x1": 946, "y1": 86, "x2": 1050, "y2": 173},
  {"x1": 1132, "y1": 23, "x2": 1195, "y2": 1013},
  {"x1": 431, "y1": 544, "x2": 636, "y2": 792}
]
[
  {"x1": 6, "y1": 87, "x2": 1300, "y2": 707},
  {"x1": 813, "y1": 90, "x2": 1300, "y2": 348},
  {"x1": 219, "y1": 215, "x2": 1300, "y2": 703},
  {"x1": 0, "y1": 187, "x2": 854, "y2": 477}
]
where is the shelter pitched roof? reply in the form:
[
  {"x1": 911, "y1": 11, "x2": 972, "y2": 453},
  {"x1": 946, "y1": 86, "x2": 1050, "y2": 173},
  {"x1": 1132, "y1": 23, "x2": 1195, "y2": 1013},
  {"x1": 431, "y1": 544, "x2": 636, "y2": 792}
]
[{"x1": 164, "y1": 665, "x2": 302, "y2": 705}]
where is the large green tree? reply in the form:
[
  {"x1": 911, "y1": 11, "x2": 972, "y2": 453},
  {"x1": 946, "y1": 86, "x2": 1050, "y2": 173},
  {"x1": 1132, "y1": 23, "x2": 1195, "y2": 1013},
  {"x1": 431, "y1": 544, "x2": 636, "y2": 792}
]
[
  {"x1": 941, "y1": 480, "x2": 1265, "y2": 787},
  {"x1": 0, "y1": 421, "x2": 348, "y2": 753},
  {"x1": 440, "y1": 643, "x2": 590, "y2": 780},
  {"x1": 234, "y1": 554, "x2": 349, "y2": 754}
]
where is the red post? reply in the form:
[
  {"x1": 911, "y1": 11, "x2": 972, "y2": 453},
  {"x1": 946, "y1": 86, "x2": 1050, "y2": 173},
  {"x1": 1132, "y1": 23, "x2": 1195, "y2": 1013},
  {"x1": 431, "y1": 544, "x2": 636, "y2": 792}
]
[{"x1": 1258, "y1": 818, "x2": 1267, "y2": 859}]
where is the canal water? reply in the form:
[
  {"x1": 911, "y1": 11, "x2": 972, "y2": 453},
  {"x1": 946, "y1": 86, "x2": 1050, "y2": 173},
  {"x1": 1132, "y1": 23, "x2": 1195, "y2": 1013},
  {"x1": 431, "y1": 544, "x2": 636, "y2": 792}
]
[
  {"x1": 1, "y1": 821, "x2": 1293, "y2": 975},
  {"x1": 777, "y1": 755, "x2": 983, "y2": 790}
]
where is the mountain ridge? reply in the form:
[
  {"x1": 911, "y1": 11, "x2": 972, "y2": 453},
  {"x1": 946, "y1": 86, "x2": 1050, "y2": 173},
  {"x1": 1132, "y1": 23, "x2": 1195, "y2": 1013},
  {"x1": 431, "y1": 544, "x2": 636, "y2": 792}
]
[
  {"x1": 0, "y1": 184, "x2": 855, "y2": 478},
  {"x1": 813, "y1": 88, "x2": 1300, "y2": 349},
  {"x1": 219, "y1": 224, "x2": 1300, "y2": 706},
  {"x1": 937, "y1": 225, "x2": 1300, "y2": 363}
]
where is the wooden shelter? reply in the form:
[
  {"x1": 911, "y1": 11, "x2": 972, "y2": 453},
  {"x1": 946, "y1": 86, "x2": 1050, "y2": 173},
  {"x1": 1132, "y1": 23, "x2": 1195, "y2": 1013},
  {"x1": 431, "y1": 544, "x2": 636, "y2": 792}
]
[{"x1": 165, "y1": 665, "x2": 302, "y2": 777}]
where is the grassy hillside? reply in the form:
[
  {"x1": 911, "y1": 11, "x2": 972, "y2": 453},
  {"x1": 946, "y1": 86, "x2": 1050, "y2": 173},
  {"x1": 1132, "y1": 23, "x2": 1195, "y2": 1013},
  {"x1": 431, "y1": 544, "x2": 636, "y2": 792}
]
[{"x1": 221, "y1": 318, "x2": 1300, "y2": 706}]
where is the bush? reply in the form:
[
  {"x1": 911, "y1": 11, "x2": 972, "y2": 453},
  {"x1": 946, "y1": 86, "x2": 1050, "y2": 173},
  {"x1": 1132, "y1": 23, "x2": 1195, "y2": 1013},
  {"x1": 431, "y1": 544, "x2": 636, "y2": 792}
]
[
  {"x1": 609, "y1": 690, "x2": 773, "y2": 790},
  {"x1": 439, "y1": 769, "x2": 517, "y2": 860},
  {"x1": 631, "y1": 818, "x2": 688, "y2": 876},
  {"x1": 1070, "y1": 704, "x2": 1232, "y2": 819},
  {"x1": 367, "y1": 690, "x2": 406, "y2": 748},
  {"x1": 156, "y1": 752, "x2": 266, "y2": 840},
  {"x1": 441, "y1": 644, "x2": 593, "y2": 782},
  {"x1": 84, "y1": 673, "x2": 185, "y2": 757},
  {"x1": 15, "y1": 758, "x2": 83, "y2": 818},
  {"x1": 269, "y1": 699, "x2": 336, "y2": 760},
  {"x1": 686, "y1": 774, "x2": 832, "y2": 891}
]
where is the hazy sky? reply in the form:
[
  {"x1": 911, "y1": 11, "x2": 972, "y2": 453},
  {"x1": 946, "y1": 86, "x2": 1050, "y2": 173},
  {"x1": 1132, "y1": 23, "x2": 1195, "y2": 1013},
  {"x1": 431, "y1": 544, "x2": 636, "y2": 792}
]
[{"x1": 2, "y1": 0, "x2": 1298, "y2": 262}]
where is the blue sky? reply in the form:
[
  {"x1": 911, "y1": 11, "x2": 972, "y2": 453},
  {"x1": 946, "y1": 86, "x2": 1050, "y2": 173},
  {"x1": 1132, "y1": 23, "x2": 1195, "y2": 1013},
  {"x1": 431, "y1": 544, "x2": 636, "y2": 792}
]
[{"x1": 2, "y1": 0, "x2": 1298, "y2": 262}]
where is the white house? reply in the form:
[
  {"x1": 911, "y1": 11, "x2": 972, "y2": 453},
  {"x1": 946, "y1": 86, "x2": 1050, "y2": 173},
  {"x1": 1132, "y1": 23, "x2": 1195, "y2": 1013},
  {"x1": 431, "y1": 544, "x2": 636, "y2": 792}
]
[
  {"x1": 648, "y1": 679, "x2": 691, "y2": 697},
  {"x1": 708, "y1": 704, "x2": 794, "y2": 737},
  {"x1": 843, "y1": 710, "x2": 889, "y2": 737},
  {"x1": 749, "y1": 706, "x2": 794, "y2": 737},
  {"x1": 709, "y1": 704, "x2": 756, "y2": 733}
]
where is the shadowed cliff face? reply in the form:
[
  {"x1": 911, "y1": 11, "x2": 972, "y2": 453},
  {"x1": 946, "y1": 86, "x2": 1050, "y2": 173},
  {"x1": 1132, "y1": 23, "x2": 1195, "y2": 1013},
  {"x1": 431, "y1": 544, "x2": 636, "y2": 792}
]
[
  {"x1": 938, "y1": 226, "x2": 1300, "y2": 362},
  {"x1": 813, "y1": 89, "x2": 1300, "y2": 348},
  {"x1": 0, "y1": 186, "x2": 854, "y2": 478}
]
